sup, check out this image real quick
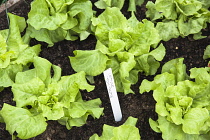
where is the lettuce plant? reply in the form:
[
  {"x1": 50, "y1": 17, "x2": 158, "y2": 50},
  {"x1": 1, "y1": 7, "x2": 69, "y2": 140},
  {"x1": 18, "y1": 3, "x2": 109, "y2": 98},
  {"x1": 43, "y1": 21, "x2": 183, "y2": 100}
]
[
  {"x1": 89, "y1": 116, "x2": 141, "y2": 140},
  {"x1": 0, "y1": 56, "x2": 103, "y2": 139},
  {"x1": 0, "y1": 13, "x2": 41, "y2": 91},
  {"x1": 25, "y1": 0, "x2": 94, "y2": 46},
  {"x1": 146, "y1": 0, "x2": 210, "y2": 41},
  {"x1": 140, "y1": 58, "x2": 210, "y2": 139},
  {"x1": 70, "y1": 7, "x2": 165, "y2": 94}
]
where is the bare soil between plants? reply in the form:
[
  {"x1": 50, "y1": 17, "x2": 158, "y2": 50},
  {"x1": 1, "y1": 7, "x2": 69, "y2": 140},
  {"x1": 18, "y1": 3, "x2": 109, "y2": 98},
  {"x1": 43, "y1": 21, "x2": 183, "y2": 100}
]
[{"x1": 1, "y1": 0, "x2": 210, "y2": 140}]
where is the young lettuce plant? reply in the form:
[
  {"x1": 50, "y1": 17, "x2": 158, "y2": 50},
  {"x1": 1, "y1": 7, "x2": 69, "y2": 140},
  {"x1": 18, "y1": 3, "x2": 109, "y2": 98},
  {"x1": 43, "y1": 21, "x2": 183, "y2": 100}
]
[
  {"x1": 89, "y1": 116, "x2": 141, "y2": 140},
  {"x1": 140, "y1": 58, "x2": 210, "y2": 139},
  {"x1": 69, "y1": 7, "x2": 165, "y2": 94},
  {"x1": 0, "y1": 13, "x2": 41, "y2": 91},
  {"x1": 25, "y1": 0, "x2": 94, "y2": 46},
  {"x1": 0, "y1": 56, "x2": 103, "y2": 139},
  {"x1": 146, "y1": 0, "x2": 210, "y2": 41}
]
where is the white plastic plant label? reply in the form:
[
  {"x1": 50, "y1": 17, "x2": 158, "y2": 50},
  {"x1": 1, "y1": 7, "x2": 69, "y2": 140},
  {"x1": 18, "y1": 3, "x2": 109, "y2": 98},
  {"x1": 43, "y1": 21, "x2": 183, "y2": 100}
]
[{"x1": 103, "y1": 68, "x2": 122, "y2": 122}]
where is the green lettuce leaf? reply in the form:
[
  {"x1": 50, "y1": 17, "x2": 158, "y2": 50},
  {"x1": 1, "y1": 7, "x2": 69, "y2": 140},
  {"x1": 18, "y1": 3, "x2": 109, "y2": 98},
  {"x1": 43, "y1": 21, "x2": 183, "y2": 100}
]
[
  {"x1": 59, "y1": 98, "x2": 103, "y2": 129},
  {"x1": 190, "y1": 67, "x2": 210, "y2": 84},
  {"x1": 107, "y1": 52, "x2": 137, "y2": 94},
  {"x1": 57, "y1": 70, "x2": 95, "y2": 107},
  {"x1": 146, "y1": 1, "x2": 163, "y2": 21},
  {"x1": 94, "y1": 0, "x2": 124, "y2": 10},
  {"x1": 175, "y1": 0, "x2": 202, "y2": 16},
  {"x1": 128, "y1": 0, "x2": 144, "y2": 12},
  {"x1": 89, "y1": 116, "x2": 141, "y2": 140},
  {"x1": 156, "y1": 21, "x2": 180, "y2": 41},
  {"x1": 155, "y1": 0, "x2": 177, "y2": 20},
  {"x1": 178, "y1": 14, "x2": 206, "y2": 37},
  {"x1": 0, "y1": 103, "x2": 47, "y2": 139},
  {"x1": 0, "y1": 64, "x2": 23, "y2": 88},
  {"x1": 69, "y1": 50, "x2": 109, "y2": 76},
  {"x1": 182, "y1": 108, "x2": 209, "y2": 134},
  {"x1": 161, "y1": 58, "x2": 188, "y2": 82},
  {"x1": 92, "y1": 7, "x2": 127, "y2": 44},
  {"x1": 203, "y1": 45, "x2": 210, "y2": 59},
  {"x1": 199, "y1": 0, "x2": 210, "y2": 8},
  {"x1": 136, "y1": 43, "x2": 165, "y2": 76},
  {"x1": 25, "y1": 26, "x2": 67, "y2": 46}
]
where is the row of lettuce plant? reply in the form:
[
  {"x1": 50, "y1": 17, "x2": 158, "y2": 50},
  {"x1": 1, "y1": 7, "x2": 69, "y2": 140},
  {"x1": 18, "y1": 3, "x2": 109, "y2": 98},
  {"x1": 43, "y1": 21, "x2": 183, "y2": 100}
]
[
  {"x1": 0, "y1": 13, "x2": 104, "y2": 139},
  {"x1": 1, "y1": 0, "x2": 210, "y2": 139},
  {"x1": 86, "y1": 0, "x2": 210, "y2": 139},
  {"x1": 0, "y1": 0, "x2": 105, "y2": 139},
  {"x1": 23, "y1": 0, "x2": 145, "y2": 46},
  {"x1": 55, "y1": 1, "x2": 210, "y2": 139},
  {"x1": 19, "y1": 0, "x2": 166, "y2": 94},
  {"x1": 0, "y1": 0, "x2": 145, "y2": 139}
]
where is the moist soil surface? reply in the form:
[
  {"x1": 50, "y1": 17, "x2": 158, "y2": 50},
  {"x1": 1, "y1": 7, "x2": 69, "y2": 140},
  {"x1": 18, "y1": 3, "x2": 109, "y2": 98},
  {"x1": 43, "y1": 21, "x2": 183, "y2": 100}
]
[{"x1": 0, "y1": 0, "x2": 210, "y2": 140}]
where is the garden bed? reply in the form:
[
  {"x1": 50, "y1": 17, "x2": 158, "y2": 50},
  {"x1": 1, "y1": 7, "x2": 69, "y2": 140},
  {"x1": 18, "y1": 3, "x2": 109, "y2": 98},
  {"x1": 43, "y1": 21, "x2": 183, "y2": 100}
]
[{"x1": 0, "y1": 0, "x2": 210, "y2": 140}]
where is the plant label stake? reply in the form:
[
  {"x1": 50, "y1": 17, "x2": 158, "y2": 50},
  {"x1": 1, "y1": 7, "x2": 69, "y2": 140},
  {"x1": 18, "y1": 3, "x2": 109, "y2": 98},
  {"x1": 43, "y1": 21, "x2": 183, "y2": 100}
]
[{"x1": 103, "y1": 68, "x2": 122, "y2": 122}]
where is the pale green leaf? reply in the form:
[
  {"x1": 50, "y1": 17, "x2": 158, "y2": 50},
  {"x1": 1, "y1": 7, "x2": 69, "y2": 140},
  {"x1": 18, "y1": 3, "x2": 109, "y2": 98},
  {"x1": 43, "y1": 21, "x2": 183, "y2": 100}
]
[
  {"x1": 27, "y1": 0, "x2": 68, "y2": 30},
  {"x1": 0, "y1": 104, "x2": 47, "y2": 139},
  {"x1": 178, "y1": 15, "x2": 206, "y2": 37},
  {"x1": 190, "y1": 67, "x2": 210, "y2": 84},
  {"x1": 203, "y1": 45, "x2": 210, "y2": 59},
  {"x1": 182, "y1": 108, "x2": 209, "y2": 134},
  {"x1": 12, "y1": 77, "x2": 45, "y2": 107},
  {"x1": 89, "y1": 117, "x2": 140, "y2": 140},
  {"x1": 26, "y1": 26, "x2": 67, "y2": 47},
  {"x1": 149, "y1": 43, "x2": 165, "y2": 61},
  {"x1": 156, "y1": 21, "x2": 180, "y2": 41},
  {"x1": 69, "y1": 50, "x2": 108, "y2": 76},
  {"x1": 0, "y1": 64, "x2": 23, "y2": 88},
  {"x1": 157, "y1": 116, "x2": 199, "y2": 140},
  {"x1": 175, "y1": 0, "x2": 202, "y2": 16},
  {"x1": 155, "y1": 0, "x2": 177, "y2": 20},
  {"x1": 146, "y1": 1, "x2": 163, "y2": 21},
  {"x1": 68, "y1": 0, "x2": 93, "y2": 31},
  {"x1": 92, "y1": 7, "x2": 127, "y2": 44},
  {"x1": 161, "y1": 58, "x2": 188, "y2": 82}
]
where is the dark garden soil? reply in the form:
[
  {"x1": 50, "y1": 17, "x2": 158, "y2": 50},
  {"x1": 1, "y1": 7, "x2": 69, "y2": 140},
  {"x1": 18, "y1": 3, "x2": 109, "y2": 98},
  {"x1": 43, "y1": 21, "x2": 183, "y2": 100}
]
[{"x1": 1, "y1": 0, "x2": 210, "y2": 140}]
